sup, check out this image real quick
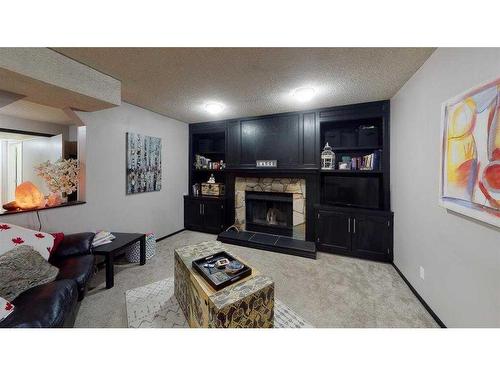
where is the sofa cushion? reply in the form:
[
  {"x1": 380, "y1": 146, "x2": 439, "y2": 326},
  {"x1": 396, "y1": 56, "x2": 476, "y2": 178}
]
[
  {"x1": 0, "y1": 222, "x2": 54, "y2": 260},
  {"x1": 0, "y1": 279, "x2": 78, "y2": 328},
  {"x1": 54, "y1": 254, "x2": 95, "y2": 295},
  {"x1": 0, "y1": 245, "x2": 59, "y2": 301},
  {"x1": 50, "y1": 232, "x2": 95, "y2": 261}
]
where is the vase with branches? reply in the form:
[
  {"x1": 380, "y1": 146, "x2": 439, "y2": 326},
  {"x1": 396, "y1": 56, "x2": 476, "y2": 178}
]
[{"x1": 35, "y1": 158, "x2": 80, "y2": 205}]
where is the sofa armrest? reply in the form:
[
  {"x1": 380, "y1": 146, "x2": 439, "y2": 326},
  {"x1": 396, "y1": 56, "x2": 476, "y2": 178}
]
[{"x1": 50, "y1": 232, "x2": 95, "y2": 261}]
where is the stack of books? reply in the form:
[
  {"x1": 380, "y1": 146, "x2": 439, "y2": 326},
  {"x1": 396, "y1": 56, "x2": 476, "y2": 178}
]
[
  {"x1": 92, "y1": 231, "x2": 116, "y2": 247},
  {"x1": 351, "y1": 150, "x2": 382, "y2": 171}
]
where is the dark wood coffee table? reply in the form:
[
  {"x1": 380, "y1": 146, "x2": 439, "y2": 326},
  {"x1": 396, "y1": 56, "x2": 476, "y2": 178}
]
[{"x1": 92, "y1": 232, "x2": 146, "y2": 289}]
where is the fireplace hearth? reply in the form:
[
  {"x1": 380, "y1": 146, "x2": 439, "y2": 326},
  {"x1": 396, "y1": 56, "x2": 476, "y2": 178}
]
[
  {"x1": 218, "y1": 176, "x2": 315, "y2": 259},
  {"x1": 245, "y1": 191, "x2": 293, "y2": 236}
]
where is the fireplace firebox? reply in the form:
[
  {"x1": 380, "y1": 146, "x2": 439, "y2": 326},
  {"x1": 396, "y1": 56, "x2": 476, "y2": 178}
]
[{"x1": 245, "y1": 191, "x2": 293, "y2": 236}]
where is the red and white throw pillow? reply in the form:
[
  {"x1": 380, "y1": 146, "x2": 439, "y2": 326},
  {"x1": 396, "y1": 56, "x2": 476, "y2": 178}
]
[
  {"x1": 50, "y1": 232, "x2": 65, "y2": 254},
  {"x1": 0, "y1": 296, "x2": 14, "y2": 323},
  {"x1": 0, "y1": 223, "x2": 54, "y2": 260}
]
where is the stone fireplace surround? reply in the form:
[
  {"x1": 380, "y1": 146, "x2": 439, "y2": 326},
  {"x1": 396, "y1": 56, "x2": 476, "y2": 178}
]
[{"x1": 234, "y1": 177, "x2": 306, "y2": 231}]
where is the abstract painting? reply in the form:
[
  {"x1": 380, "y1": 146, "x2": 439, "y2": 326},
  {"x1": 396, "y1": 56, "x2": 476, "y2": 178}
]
[
  {"x1": 126, "y1": 132, "x2": 162, "y2": 194},
  {"x1": 440, "y1": 77, "x2": 500, "y2": 227}
]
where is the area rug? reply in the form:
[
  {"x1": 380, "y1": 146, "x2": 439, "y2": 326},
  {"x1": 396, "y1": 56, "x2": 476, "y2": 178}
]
[{"x1": 125, "y1": 278, "x2": 313, "y2": 328}]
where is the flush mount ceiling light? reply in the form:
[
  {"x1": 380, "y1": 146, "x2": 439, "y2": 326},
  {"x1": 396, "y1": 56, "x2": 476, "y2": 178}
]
[
  {"x1": 292, "y1": 87, "x2": 316, "y2": 102},
  {"x1": 205, "y1": 102, "x2": 224, "y2": 114}
]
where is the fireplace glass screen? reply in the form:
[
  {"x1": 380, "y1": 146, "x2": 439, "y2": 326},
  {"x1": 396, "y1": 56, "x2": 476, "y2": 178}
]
[{"x1": 245, "y1": 191, "x2": 293, "y2": 236}]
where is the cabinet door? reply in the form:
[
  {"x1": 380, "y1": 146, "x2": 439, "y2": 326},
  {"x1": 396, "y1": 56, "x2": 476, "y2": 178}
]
[
  {"x1": 316, "y1": 210, "x2": 351, "y2": 253},
  {"x1": 351, "y1": 214, "x2": 391, "y2": 261},
  {"x1": 240, "y1": 115, "x2": 300, "y2": 167},
  {"x1": 202, "y1": 200, "x2": 225, "y2": 233},
  {"x1": 184, "y1": 199, "x2": 204, "y2": 230},
  {"x1": 226, "y1": 120, "x2": 240, "y2": 167}
]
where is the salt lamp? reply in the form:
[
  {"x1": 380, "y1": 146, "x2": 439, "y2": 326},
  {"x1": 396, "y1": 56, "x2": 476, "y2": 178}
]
[
  {"x1": 15, "y1": 181, "x2": 44, "y2": 209},
  {"x1": 2, "y1": 201, "x2": 20, "y2": 211}
]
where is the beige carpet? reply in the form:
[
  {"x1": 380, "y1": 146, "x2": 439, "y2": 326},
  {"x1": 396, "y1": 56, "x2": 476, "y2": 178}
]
[{"x1": 75, "y1": 230, "x2": 438, "y2": 328}]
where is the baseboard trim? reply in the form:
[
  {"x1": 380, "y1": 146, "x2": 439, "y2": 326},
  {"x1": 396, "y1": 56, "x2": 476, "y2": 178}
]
[
  {"x1": 392, "y1": 263, "x2": 446, "y2": 328},
  {"x1": 156, "y1": 229, "x2": 186, "y2": 242}
]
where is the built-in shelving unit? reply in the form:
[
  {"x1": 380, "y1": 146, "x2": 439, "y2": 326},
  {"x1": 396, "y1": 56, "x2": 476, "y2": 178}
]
[
  {"x1": 320, "y1": 170, "x2": 383, "y2": 175},
  {"x1": 319, "y1": 110, "x2": 390, "y2": 211},
  {"x1": 185, "y1": 123, "x2": 227, "y2": 234},
  {"x1": 185, "y1": 100, "x2": 393, "y2": 262},
  {"x1": 315, "y1": 100, "x2": 393, "y2": 262},
  {"x1": 190, "y1": 128, "x2": 226, "y2": 188}
]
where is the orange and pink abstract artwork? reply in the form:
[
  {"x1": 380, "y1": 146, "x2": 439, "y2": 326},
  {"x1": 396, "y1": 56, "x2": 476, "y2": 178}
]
[{"x1": 440, "y1": 77, "x2": 500, "y2": 227}]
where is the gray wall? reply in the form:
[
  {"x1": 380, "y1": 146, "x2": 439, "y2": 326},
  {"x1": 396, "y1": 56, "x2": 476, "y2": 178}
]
[
  {"x1": 391, "y1": 48, "x2": 500, "y2": 327},
  {"x1": 3, "y1": 102, "x2": 188, "y2": 239}
]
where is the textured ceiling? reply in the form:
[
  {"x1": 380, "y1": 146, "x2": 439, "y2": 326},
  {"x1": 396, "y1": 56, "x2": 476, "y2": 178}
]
[
  {"x1": 54, "y1": 48, "x2": 435, "y2": 123},
  {"x1": 0, "y1": 99, "x2": 73, "y2": 125}
]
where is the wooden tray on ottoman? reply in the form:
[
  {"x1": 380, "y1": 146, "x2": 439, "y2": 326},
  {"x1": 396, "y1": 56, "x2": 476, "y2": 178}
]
[
  {"x1": 174, "y1": 241, "x2": 274, "y2": 328},
  {"x1": 192, "y1": 251, "x2": 252, "y2": 291}
]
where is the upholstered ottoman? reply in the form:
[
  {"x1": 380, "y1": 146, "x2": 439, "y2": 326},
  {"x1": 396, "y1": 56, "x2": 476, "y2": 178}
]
[{"x1": 174, "y1": 241, "x2": 274, "y2": 328}]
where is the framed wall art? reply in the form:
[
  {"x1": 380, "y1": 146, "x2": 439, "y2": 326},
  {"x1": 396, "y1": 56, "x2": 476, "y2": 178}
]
[
  {"x1": 126, "y1": 132, "x2": 162, "y2": 194},
  {"x1": 440, "y1": 77, "x2": 500, "y2": 227}
]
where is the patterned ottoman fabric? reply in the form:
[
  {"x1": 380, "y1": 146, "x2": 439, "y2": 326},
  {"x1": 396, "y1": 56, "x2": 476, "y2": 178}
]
[{"x1": 174, "y1": 241, "x2": 275, "y2": 328}]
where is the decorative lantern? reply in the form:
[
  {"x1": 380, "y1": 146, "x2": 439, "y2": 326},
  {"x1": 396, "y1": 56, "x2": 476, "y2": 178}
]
[
  {"x1": 321, "y1": 142, "x2": 335, "y2": 170},
  {"x1": 15, "y1": 181, "x2": 44, "y2": 209}
]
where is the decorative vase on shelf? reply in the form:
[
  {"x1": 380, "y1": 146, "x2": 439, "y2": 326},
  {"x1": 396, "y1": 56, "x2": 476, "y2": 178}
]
[{"x1": 47, "y1": 192, "x2": 63, "y2": 207}]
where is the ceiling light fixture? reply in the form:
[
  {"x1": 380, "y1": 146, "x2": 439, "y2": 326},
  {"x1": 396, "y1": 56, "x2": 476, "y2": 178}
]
[
  {"x1": 293, "y1": 87, "x2": 316, "y2": 102},
  {"x1": 205, "y1": 102, "x2": 224, "y2": 114}
]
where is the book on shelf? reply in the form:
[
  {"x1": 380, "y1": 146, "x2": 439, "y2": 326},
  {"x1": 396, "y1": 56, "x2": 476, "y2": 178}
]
[{"x1": 349, "y1": 149, "x2": 382, "y2": 171}]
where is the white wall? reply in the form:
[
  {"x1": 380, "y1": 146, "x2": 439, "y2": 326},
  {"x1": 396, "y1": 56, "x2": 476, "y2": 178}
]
[
  {"x1": 391, "y1": 48, "x2": 500, "y2": 327},
  {"x1": 21, "y1": 134, "x2": 62, "y2": 196},
  {"x1": 2, "y1": 102, "x2": 188, "y2": 240}
]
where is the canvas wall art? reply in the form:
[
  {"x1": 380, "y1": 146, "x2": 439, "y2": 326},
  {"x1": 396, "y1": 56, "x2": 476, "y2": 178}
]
[
  {"x1": 126, "y1": 132, "x2": 162, "y2": 194},
  {"x1": 440, "y1": 77, "x2": 500, "y2": 227}
]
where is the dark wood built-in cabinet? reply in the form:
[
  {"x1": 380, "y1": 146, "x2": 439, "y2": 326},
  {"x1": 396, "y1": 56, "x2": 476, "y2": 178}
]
[
  {"x1": 186, "y1": 122, "x2": 227, "y2": 234},
  {"x1": 315, "y1": 100, "x2": 392, "y2": 261},
  {"x1": 226, "y1": 112, "x2": 318, "y2": 169},
  {"x1": 184, "y1": 196, "x2": 225, "y2": 234},
  {"x1": 315, "y1": 205, "x2": 393, "y2": 262},
  {"x1": 185, "y1": 100, "x2": 393, "y2": 262}
]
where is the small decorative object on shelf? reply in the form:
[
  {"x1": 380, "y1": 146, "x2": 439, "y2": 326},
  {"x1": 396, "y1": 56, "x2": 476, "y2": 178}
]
[
  {"x1": 256, "y1": 160, "x2": 277, "y2": 168},
  {"x1": 207, "y1": 173, "x2": 216, "y2": 184},
  {"x1": 321, "y1": 142, "x2": 335, "y2": 170},
  {"x1": 14, "y1": 181, "x2": 44, "y2": 210},
  {"x1": 201, "y1": 181, "x2": 225, "y2": 196},
  {"x1": 192, "y1": 183, "x2": 200, "y2": 196},
  {"x1": 2, "y1": 181, "x2": 46, "y2": 211},
  {"x1": 194, "y1": 154, "x2": 226, "y2": 171},
  {"x1": 340, "y1": 156, "x2": 352, "y2": 170}
]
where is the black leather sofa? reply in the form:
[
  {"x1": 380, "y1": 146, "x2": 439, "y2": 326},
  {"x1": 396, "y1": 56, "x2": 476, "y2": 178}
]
[{"x1": 0, "y1": 232, "x2": 95, "y2": 328}]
